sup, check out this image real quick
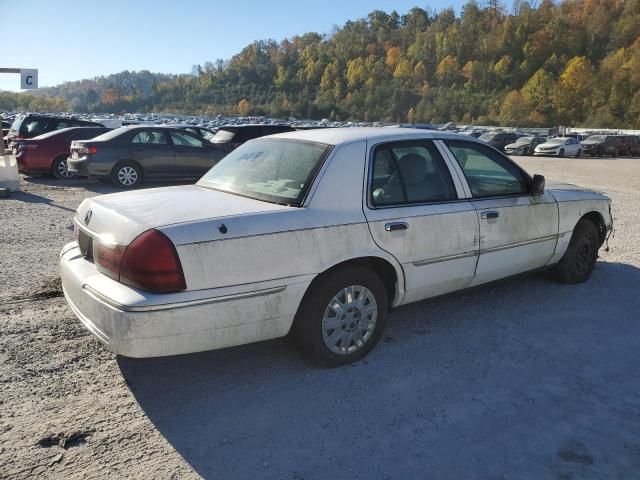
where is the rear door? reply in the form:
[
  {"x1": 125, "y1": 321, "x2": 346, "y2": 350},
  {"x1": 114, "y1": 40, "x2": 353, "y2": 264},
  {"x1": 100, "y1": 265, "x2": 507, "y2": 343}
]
[
  {"x1": 169, "y1": 130, "x2": 217, "y2": 178},
  {"x1": 442, "y1": 139, "x2": 558, "y2": 285},
  {"x1": 363, "y1": 139, "x2": 479, "y2": 304},
  {"x1": 129, "y1": 129, "x2": 174, "y2": 178}
]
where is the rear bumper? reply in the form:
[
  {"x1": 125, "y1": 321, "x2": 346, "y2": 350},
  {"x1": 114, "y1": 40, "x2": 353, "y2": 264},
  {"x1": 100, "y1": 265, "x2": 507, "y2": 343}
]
[
  {"x1": 60, "y1": 243, "x2": 307, "y2": 357},
  {"x1": 67, "y1": 156, "x2": 112, "y2": 177}
]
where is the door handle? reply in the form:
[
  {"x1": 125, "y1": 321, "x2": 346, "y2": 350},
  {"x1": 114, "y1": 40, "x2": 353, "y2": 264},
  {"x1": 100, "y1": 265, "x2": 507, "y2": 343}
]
[
  {"x1": 384, "y1": 222, "x2": 409, "y2": 232},
  {"x1": 481, "y1": 211, "x2": 500, "y2": 220}
]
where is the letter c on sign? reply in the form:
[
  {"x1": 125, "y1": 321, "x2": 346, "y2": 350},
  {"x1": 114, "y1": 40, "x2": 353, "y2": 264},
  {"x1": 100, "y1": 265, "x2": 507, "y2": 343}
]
[{"x1": 26, "y1": 76, "x2": 33, "y2": 85}]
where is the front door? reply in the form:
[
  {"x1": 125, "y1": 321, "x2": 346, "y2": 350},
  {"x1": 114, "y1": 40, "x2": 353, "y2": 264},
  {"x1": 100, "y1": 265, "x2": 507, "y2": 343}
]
[
  {"x1": 169, "y1": 130, "x2": 217, "y2": 178},
  {"x1": 363, "y1": 139, "x2": 480, "y2": 305},
  {"x1": 442, "y1": 139, "x2": 559, "y2": 286}
]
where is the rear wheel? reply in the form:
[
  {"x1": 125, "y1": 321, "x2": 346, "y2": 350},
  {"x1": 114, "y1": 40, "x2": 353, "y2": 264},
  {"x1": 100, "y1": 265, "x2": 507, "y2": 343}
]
[
  {"x1": 111, "y1": 161, "x2": 142, "y2": 188},
  {"x1": 551, "y1": 219, "x2": 600, "y2": 284},
  {"x1": 51, "y1": 156, "x2": 75, "y2": 180},
  {"x1": 294, "y1": 266, "x2": 388, "y2": 367}
]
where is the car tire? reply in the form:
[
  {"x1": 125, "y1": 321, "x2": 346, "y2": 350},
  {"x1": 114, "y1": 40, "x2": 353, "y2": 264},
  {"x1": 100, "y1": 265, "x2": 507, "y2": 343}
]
[
  {"x1": 111, "y1": 161, "x2": 142, "y2": 188},
  {"x1": 51, "y1": 155, "x2": 75, "y2": 180},
  {"x1": 576, "y1": 149, "x2": 582, "y2": 158},
  {"x1": 559, "y1": 148, "x2": 565, "y2": 158},
  {"x1": 551, "y1": 219, "x2": 600, "y2": 284},
  {"x1": 294, "y1": 265, "x2": 389, "y2": 367}
]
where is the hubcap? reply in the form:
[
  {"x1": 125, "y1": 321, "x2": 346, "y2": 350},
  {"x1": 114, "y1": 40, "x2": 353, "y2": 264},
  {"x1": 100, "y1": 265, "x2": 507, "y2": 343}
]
[
  {"x1": 322, "y1": 285, "x2": 377, "y2": 355},
  {"x1": 57, "y1": 159, "x2": 74, "y2": 178},
  {"x1": 118, "y1": 166, "x2": 138, "y2": 186}
]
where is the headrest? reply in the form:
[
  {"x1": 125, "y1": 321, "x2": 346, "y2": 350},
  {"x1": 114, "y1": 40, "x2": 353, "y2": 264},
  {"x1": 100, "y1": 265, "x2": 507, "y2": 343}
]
[{"x1": 397, "y1": 154, "x2": 427, "y2": 184}]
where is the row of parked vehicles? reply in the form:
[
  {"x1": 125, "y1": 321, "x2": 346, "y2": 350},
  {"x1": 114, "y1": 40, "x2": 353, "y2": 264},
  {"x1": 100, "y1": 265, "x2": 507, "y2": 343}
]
[
  {"x1": 7, "y1": 113, "x2": 295, "y2": 187},
  {"x1": 479, "y1": 130, "x2": 640, "y2": 158},
  {"x1": 5, "y1": 113, "x2": 640, "y2": 188}
]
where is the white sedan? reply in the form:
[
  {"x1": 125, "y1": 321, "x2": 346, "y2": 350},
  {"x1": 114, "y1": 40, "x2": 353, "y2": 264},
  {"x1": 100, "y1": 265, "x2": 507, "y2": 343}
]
[
  {"x1": 534, "y1": 137, "x2": 583, "y2": 157},
  {"x1": 60, "y1": 128, "x2": 612, "y2": 366}
]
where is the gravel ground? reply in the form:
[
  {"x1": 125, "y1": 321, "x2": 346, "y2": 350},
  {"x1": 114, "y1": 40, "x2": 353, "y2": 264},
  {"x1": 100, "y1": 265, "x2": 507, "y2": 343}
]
[{"x1": 1, "y1": 156, "x2": 639, "y2": 479}]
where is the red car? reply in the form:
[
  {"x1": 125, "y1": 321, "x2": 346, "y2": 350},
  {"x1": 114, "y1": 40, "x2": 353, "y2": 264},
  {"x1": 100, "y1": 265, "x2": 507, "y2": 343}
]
[{"x1": 15, "y1": 127, "x2": 110, "y2": 179}]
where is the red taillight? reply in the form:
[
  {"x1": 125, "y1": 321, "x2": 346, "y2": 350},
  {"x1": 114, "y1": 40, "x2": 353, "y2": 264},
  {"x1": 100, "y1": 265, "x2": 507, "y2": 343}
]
[
  {"x1": 95, "y1": 230, "x2": 186, "y2": 293},
  {"x1": 120, "y1": 230, "x2": 186, "y2": 293},
  {"x1": 88, "y1": 147, "x2": 98, "y2": 154}
]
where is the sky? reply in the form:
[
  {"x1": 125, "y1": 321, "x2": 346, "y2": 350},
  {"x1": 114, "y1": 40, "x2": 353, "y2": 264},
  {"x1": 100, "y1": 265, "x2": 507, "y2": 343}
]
[{"x1": 0, "y1": 0, "x2": 488, "y2": 92}]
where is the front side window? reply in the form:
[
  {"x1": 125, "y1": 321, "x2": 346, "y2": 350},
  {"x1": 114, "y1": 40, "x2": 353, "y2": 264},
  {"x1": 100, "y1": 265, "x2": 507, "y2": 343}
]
[
  {"x1": 198, "y1": 139, "x2": 331, "y2": 205},
  {"x1": 370, "y1": 140, "x2": 458, "y2": 206},
  {"x1": 131, "y1": 130, "x2": 168, "y2": 145},
  {"x1": 445, "y1": 140, "x2": 529, "y2": 197},
  {"x1": 170, "y1": 131, "x2": 204, "y2": 147}
]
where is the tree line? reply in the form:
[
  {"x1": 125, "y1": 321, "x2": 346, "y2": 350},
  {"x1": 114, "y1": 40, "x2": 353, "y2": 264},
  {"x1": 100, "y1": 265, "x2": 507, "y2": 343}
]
[{"x1": 2, "y1": 0, "x2": 639, "y2": 128}]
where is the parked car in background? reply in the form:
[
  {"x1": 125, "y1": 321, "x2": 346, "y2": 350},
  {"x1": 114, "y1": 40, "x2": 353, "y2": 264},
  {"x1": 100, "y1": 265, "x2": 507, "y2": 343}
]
[
  {"x1": 617, "y1": 135, "x2": 640, "y2": 156},
  {"x1": 7, "y1": 114, "x2": 104, "y2": 147},
  {"x1": 2, "y1": 120, "x2": 11, "y2": 148},
  {"x1": 15, "y1": 127, "x2": 111, "y2": 178},
  {"x1": 210, "y1": 124, "x2": 294, "y2": 151},
  {"x1": 534, "y1": 137, "x2": 582, "y2": 157},
  {"x1": 478, "y1": 131, "x2": 518, "y2": 151},
  {"x1": 167, "y1": 124, "x2": 217, "y2": 141},
  {"x1": 504, "y1": 136, "x2": 546, "y2": 156},
  {"x1": 580, "y1": 135, "x2": 622, "y2": 157},
  {"x1": 60, "y1": 128, "x2": 612, "y2": 366},
  {"x1": 68, "y1": 126, "x2": 226, "y2": 187}
]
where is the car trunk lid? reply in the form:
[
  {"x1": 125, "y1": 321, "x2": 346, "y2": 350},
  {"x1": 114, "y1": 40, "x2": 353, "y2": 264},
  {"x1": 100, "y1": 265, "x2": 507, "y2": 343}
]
[{"x1": 75, "y1": 185, "x2": 292, "y2": 245}]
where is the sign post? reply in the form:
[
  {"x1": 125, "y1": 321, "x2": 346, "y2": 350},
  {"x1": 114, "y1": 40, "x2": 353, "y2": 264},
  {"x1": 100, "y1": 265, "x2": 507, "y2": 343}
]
[{"x1": 0, "y1": 67, "x2": 39, "y2": 90}]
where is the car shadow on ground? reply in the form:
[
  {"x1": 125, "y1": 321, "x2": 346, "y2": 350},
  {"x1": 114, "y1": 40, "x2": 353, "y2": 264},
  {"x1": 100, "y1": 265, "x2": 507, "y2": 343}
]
[
  {"x1": 7, "y1": 190, "x2": 77, "y2": 213},
  {"x1": 117, "y1": 261, "x2": 640, "y2": 480}
]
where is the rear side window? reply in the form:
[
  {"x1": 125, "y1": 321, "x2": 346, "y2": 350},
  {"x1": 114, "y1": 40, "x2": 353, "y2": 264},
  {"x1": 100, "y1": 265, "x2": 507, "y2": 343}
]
[
  {"x1": 131, "y1": 130, "x2": 168, "y2": 145},
  {"x1": 370, "y1": 140, "x2": 458, "y2": 206},
  {"x1": 445, "y1": 140, "x2": 529, "y2": 197}
]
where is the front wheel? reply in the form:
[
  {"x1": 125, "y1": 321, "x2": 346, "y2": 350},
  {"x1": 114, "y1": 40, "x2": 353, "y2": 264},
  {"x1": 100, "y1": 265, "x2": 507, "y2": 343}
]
[
  {"x1": 111, "y1": 162, "x2": 142, "y2": 188},
  {"x1": 576, "y1": 149, "x2": 582, "y2": 158},
  {"x1": 551, "y1": 219, "x2": 600, "y2": 284},
  {"x1": 51, "y1": 156, "x2": 75, "y2": 179},
  {"x1": 559, "y1": 148, "x2": 565, "y2": 158},
  {"x1": 294, "y1": 266, "x2": 389, "y2": 367}
]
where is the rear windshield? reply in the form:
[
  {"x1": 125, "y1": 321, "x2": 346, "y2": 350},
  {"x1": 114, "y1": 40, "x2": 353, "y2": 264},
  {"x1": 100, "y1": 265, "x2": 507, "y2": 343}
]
[
  {"x1": 198, "y1": 138, "x2": 332, "y2": 206},
  {"x1": 479, "y1": 133, "x2": 497, "y2": 142},
  {"x1": 33, "y1": 127, "x2": 77, "y2": 140},
  {"x1": 90, "y1": 126, "x2": 130, "y2": 142}
]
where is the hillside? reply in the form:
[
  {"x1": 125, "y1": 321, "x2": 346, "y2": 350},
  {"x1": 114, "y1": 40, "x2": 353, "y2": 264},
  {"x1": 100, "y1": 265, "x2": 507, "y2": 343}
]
[{"x1": 1, "y1": 0, "x2": 639, "y2": 127}]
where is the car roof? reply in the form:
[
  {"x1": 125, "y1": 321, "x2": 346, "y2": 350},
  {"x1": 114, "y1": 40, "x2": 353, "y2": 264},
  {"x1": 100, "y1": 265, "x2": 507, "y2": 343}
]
[{"x1": 269, "y1": 127, "x2": 477, "y2": 146}]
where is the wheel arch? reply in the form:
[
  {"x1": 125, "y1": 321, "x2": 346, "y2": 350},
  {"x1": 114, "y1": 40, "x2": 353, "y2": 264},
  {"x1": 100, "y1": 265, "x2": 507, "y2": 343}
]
[
  {"x1": 298, "y1": 256, "x2": 403, "y2": 314},
  {"x1": 112, "y1": 159, "x2": 144, "y2": 176},
  {"x1": 579, "y1": 211, "x2": 607, "y2": 246}
]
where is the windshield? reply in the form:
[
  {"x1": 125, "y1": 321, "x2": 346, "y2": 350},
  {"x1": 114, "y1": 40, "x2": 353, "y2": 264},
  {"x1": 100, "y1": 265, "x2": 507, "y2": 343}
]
[
  {"x1": 211, "y1": 128, "x2": 237, "y2": 143},
  {"x1": 547, "y1": 138, "x2": 566, "y2": 144},
  {"x1": 516, "y1": 137, "x2": 532, "y2": 144},
  {"x1": 198, "y1": 138, "x2": 332, "y2": 206},
  {"x1": 586, "y1": 135, "x2": 604, "y2": 142}
]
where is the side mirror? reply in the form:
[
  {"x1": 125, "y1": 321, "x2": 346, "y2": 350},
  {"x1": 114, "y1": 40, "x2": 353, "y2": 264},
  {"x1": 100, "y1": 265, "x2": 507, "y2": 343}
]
[{"x1": 531, "y1": 174, "x2": 545, "y2": 195}]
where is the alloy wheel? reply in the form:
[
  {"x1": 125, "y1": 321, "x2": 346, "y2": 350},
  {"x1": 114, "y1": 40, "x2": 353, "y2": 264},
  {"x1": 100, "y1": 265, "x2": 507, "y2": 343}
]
[{"x1": 117, "y1": 166, "x2": 138, "y2": 186}]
